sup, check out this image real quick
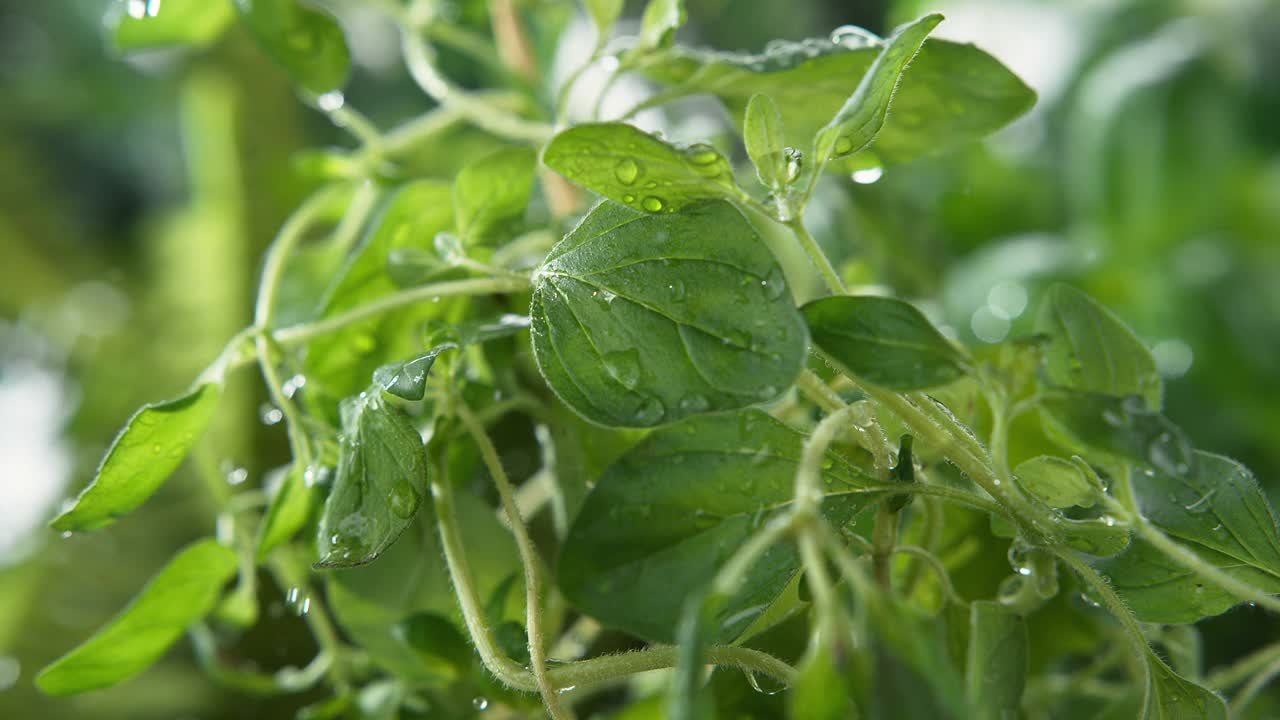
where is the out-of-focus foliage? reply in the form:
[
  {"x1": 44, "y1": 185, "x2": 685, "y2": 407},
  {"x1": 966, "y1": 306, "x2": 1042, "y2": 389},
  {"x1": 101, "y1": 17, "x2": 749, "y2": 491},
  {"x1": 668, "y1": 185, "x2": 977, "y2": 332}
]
[{"x1": 1, "y1": 0, "x2": 1278, "y2": 718}]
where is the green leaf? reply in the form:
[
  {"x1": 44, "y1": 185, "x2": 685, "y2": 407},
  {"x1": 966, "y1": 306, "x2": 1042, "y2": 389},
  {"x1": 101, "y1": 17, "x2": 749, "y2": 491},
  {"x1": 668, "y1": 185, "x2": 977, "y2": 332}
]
[
  {"x1": 791, "y1": 637, "x2": 858, "y2": 720},
  {"x1": 1058, "y1": 517, "x2": 1131, "y2": 557},
  {"x1": 305, "y1": 181, "x2": 454, "y2": 409},
  {"x1": 743, "y1": 94, "x2": 789, "y2": 191},
  {"x1": 256, "y1": 465, "x2": 315, "y2": 560},
  {"x1": 1036, "y1": 283, "x2": 1162, "y2": 409},
  {"x1": 634, "y1": 34, "x2": 1034, "y2": 163},
  {"x1": 636, "y1": 0, "x2": 684, "y2": 51},
  {"x1": 542, "y1": 123, "x2": 737, "y2": 215},
  {"x1": 315, "y1": 393, "x2": 428, "y2": 568},
  {"x1": 52, "y1": 383, "x2": 221, "y2": 532},
  {"x1": 1143, "y1": 655, "x2": 1227, "y2": 720},
  {"x1": 814, "y1": 14, "x2": 943, "y2": 163},
  {"x1": 1014, "y1": 455, "x2": 1099, "y2": 508},
  {"x1": 530, "y1": 200, "x2": 806, "y2": 427},
  {"x1": 558, "y1": 410, "x2": 871, "y2": 643},
  {"x1": 373, "y1": 347, "x2": 449, "y2": 402},
  {"x1": 1093, "y1": 452, "x2": 1280, "y2": 623},
  {"x1": 234, "y1": 0, "x2": 350, "y2": 95},
  {"x1": 1040, "y1": 390, "x2": 1194, "y2": 479},
  {"x1": 803, "y1": 295, "x2": 970, "y2": 391},
  {"x1": 965, "y1": 601, "x2": 1027, "y2": 720},
  {"x1": 112, "y1": 0, "x2": 235, "y2": 51},
  {"x1": 393, "y1": 612, "x2": 473, "y2": 680},
  {"x1": 36, "y1": 539, "x2": 237, "y2": 695},
  {"x1": 864, "y1": 594, "x2": 967, "y2": 719},
  {"x1": 583, "y1": 0, "x2": 624, "y2": 36},
  {"x1": 454, "y1": 147, "x2": 537, "y2": 245}
]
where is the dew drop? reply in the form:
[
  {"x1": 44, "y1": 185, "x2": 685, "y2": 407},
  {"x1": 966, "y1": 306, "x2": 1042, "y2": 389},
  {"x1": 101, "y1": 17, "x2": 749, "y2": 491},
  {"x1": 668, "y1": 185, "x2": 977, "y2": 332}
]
[
  {"x1": 761, "y1": 267, "x2": 787, "y2": 300},
  {"x1": 316, "y1": 90, "x2": 345, "y2": 112},
  {"x1": 389, "y1": 480, "x2": 421, "y2": 519},
  {"x1": 473, "y1": 697, "x2": 490, "y2": 711},
  {"x1": 641, "y1": 196, "x2": 665, "y2": 212},
  {"x1": 851, "y1": 166, "x2": 883, "y2": 184},
  {"x1": 829, "y1": 24, "x2": 882, "y2": 48},
  {"x1": 614, "y1": 158, "x2": 640, "y2": 185},
  {"x1": 833, "y1": 136, "x2": 855, "y2": 156},
  {"x1": 633, "y1": 396, "x2": 665, "y2": 425},
  {"x1": 259, "y1": 403, "x2": 284, "y2": 426},
  {"x1": 687, "y1": 145, "x2": 721, "y2": 166},
  {"x1": 603, "y1": 349, "x2": 641, "y2": 390},
  {"x1": 678, "y1": 394, "x2": 710, "y2": 413},
  {"x1": 667, "y1": 279, "x2": 686, "y2": 301}
]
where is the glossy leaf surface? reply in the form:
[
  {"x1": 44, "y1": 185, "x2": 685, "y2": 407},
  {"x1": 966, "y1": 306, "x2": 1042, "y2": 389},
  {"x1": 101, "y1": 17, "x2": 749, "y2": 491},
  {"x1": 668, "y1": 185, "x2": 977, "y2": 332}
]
[
  {"x1": 543, "y1": 123, "x2": 737, "y2": 214},
  {"x1": 743, "y1": 94, "x2": 788, "y2": 191},
  {"x1": 1040, "y1": 390, "x2": 1194, "y2": 479},
  {"x1": 235, "y1": 0, "x2": 350, "y2": 94},
  {"x1": 803, "y1": 295, "x2": 969, "y2": 390},
  {"x1": 531, "y1": 200, "x2": 806, "y2": 427},
  {"x1": 36, "y1": 539, "x2": 237, "y2": 695},
  {"x1": 52, "y1": 383, "x2": 221, "y2": 532},
  {"x1": 315, "y1": 393, "x2": 428, "y2": 568},
  {"x1": 1014, "y1": 455, "x2": 1098, "y2": 508},
  {"x1": 558, "y1": 410, "x2": 870, "y2": 643},
  {"x1": 814, "y1": 14, "x2": 942, "y2": 162}
]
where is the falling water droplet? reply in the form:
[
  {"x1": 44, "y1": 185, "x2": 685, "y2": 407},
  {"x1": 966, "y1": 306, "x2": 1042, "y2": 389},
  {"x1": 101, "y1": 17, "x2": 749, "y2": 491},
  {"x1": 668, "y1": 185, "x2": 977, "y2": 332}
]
[
  {"x1": 259, "y1": 403, "x2": 284, "y2": 426},
  {"x1": 473, "y1": 697, "x2": 490, "y2": 711},
  {"x1": 851, "y1": 166, "x2": 883, "y2": 184}
]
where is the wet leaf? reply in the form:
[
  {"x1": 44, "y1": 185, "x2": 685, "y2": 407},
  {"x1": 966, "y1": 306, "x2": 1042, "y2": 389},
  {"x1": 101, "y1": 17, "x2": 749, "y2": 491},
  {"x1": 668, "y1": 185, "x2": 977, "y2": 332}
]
[
  {"x1": 1143, "y1": 655, "x2": 1227, "y2": 719},
  {"x1": 814, "y1": 14, "x2": 943, "y2": 163},
  {"x1": 803, "y1": 295, "x2": 970, "y2": 391},
  {"x1": 52, "y1": 383, "x2": 221, "y2": 532},
  {"x1": 558, "y1": 410, "x2": 870, "y2": 643},
  {"x1": 36, "y1": 539, "x2": 237, "y2": 695},
  {"x1": 531, "y1": 200, "x2": 806, "y2": 427},
  {"x1": 1036, "y1": 283, "x2": 1162, "y2": 409},
  {"x1": 314, "y1": 392, "x2": 429, "y2": 568},
  {"x1": 372, "y1": 346, "x2": 450, "y2": 402},
  {"x1": 1093, "y1": 452, "x2": 1280, "y2": 623},
  {"x1": 235, "y1": 0, "x2": 350, "y2": 94},
  {"x1": 112, "y1": 0, "x2": 235, "y2": 51},
  {"x1": 743, "y1": 94, "x2": 788, "y2": 191},
  {"x1": 543, "y1": 123, "x2": 738, "y2": 214},
  {"x1": 1040, "y1": 390, "x2": 1194, "y2": 479},
  {"x1": 1014, "y1": 455, "x2": 1099, "y2": 508}
]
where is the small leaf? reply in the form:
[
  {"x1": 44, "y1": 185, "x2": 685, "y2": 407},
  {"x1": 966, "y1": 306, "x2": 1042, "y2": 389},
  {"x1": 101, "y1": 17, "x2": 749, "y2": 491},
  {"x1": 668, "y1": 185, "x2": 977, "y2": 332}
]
[
  {"x1": 1093, "y1": 452, "x2": 1280, "y2": 623},
  {"x1": 634, "y1": 35, "x2": 1034, "y2": 163},
  {"x1": 315, "y1": 392, "x2": 429, "y2": 568},
  {"x1": 256, "y1": 464, "x2": 315, "y2": 560},
  {"x1": 887, "y1": 434, "x2": 915, "y2": 512},
  {"x1": 393, "y1": 613, "x2": 472, "y2": 679},
  {"x1": 558, "y1": 410, "x2": 870, "y2": 643},
  {"x1": 813, "y1": 14, "x2": 943, "y2": 162},
  {"x1": 531, "y1": 200, "x2": 806, "y2": 428},
  {"x1": 583, "y1": 0, "x2": 624, "y2": 36},
  {"x1": 1144, "y1": 655, "x2": 1227, "y2": 719},
  {"x1": 803, "y1": 295, "x2": 970, "y2": 391},
  {"x1": 454, "y1": 147, "x2": 537, "y2": 245},
  {"x1": 543, "y1": 123, "x2": 737, "y2": 215},
  {"x1": 743, "y1": 94, "x2": 788, "y2": 191},
  {"x1": 1014, "y1": 455, "x2": 1098, "y2": 508},
  {"x1": 1036, "y1": 283, "x2": 1162, "y2": 409},
  {"x1": 636, "y1": 0, "x2": 685, "y2": 51},
  {"x1": 1040, "y1": 390, "x2": 1194, "y2": 478},
  {"x1": 36, "y1": 539, "x2": 237, "y2": 695},
  {"x1": 965, "y1": 601, "x2": 1027, "y2": 720},
  {"x1": 112, "y1": 0, "x2": 235, "y2": 51},
  {"x1": 372, "y1": 347, "x2": 449, "y2": 402},
  {"x1": 52, "y1": 383, "x2": 221, "y2": 532},
  {"x1": 1058, "y1": 517, "x2": 1131, "y2": 557},
  {"x1": 790, "y1": 636, "x2": 858, "y2": 720},
  {"x1": 234, "y1": 0, "x2": 351, "y2": 94}
]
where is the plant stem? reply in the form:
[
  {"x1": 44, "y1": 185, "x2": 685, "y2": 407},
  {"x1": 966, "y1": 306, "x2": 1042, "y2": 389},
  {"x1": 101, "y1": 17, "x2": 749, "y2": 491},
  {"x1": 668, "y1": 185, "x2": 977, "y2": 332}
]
[
  {"x1": 457, "y1": 402, "x2": 575, "y2": 720},
  {"x1": 1231, "y1": 655, "x2": 1280, "y2": 716},
  {"x1": 1206, "y1": 640, "x2": 1280, "y2": 690},
  {"x1": 785, "y1": 219, "x2": 846, "y2": 296},
  {"x1": 871, "y1": 503, "x2": 899, "y2": 589},
  {"x1": 268, "y1": 550, "x2": 352, "y2": 692},
  {"x1": 794, "y1": 404, "x2": 859, "y2": 513}
]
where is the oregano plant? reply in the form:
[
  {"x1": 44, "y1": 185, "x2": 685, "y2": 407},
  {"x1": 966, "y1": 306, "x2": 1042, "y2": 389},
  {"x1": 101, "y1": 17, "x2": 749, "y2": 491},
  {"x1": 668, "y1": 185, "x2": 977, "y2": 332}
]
[{"x1": 38, "y1": 1, "x2": 1280, "y2": 718}]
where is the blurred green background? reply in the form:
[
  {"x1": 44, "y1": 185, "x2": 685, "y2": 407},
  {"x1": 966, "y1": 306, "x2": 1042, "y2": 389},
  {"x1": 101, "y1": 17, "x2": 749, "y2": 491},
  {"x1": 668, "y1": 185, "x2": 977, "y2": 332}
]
[{"x1": 2, "y1": 0, "x2": 1278, "y2": 717}]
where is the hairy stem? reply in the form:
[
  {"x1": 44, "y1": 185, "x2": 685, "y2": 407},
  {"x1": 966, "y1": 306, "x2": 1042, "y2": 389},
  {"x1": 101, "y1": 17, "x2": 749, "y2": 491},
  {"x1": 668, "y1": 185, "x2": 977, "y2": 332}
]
[{"x1": 786, "y1": 219, "x2": 846, "y2": 296}]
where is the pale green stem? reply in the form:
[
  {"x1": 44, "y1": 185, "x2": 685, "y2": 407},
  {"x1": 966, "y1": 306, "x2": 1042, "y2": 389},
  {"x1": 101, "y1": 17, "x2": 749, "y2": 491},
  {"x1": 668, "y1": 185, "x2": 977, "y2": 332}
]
[
  {"x1": 1207, "y1": 641, "x2": 1280, "y2": 690},
  {"x1": 457, "y1": 402, "x2": 574, "y2": 720},
  {"x1": 796, "y1": 369, "x2": 845, "y2": 413},
  {"x1": 268, "y1": 550, "x2": 352, "y2": 692},
  {"x1": 786, "y1": 219, "x2": 846, "y2": 296},
  {"x1": 892, "y1": 545, "x2": 965, "y2": 607},
  {"x1": 794, "y1": 405, "x2": 860, "y2": 512},
  {"x1": 1231, "y1": 656, "x2": 1280, "y2": 715},
  {"x1": 400, "y1": 26, "x2": 553, "y2": 144}
]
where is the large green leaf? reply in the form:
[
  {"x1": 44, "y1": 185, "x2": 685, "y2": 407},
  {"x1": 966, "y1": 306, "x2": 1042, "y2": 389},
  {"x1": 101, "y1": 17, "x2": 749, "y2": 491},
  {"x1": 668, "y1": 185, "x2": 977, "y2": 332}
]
[
  {"x1": 454, "y1": 147, "x2": 536, "y2": 245},
  {"x1": 52, "y1": 383, "x2": 221, "y2": 532},
  {"x1": 112, "y1": 0, "x2": 235, "y2": 51},
  {"x1": 304, "y1": 181, "x2": 455, "y2": 410},
  {"x1": 235, "y1": 0, "x2": 350, "y2": 95},
  {"x1": 633, "y1": 33, "x2": 1034, "y2": 162},
  {"x1": 1036, "y1": 283, "x2": 1162, "y2": 409},
  {"x1": 1094, "y1": 452, "x2": 1280, "y2": 623},
  {"x1": 558, "y1": 410, "x2": 870, "y2": 643},
  {"x1": 315, "y1": 392, "x2": 429, "y2": 568},
  {"x1": 530, "y1": 200, "x2": 806, "y2": 428},
  {"x1": 1143, "y1": 655, "x2": 1227, "y2": 719},
  {"x1": 542, "y1": 123, "x2": 737, "y2": 215},
  {"x1": 36, "y1": 539, "x2": 237, "y2": 695},
  {"x1": 965, "y1": 601, "x2": 1027, "y2": 720},
  {"x1": 803, "y1": 295, "x2": 970, "y2": 391},
  {"x1": 813, "y1": 14, "x2": 942, "y2": 163}
]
